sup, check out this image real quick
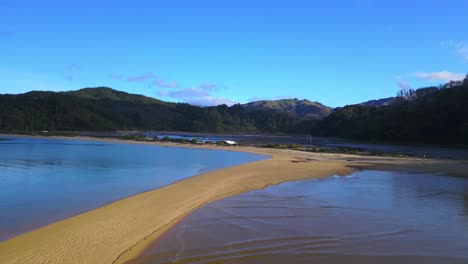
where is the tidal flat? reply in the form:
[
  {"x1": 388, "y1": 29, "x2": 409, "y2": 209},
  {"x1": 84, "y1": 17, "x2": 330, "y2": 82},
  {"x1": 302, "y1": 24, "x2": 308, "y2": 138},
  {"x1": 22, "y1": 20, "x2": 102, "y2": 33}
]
[
  {"x1": 132, "y1": 170, "x2": 468, "y2": 264},
  {"x1": 0, "y1": 136, "x2": 467, "y2": 264}
]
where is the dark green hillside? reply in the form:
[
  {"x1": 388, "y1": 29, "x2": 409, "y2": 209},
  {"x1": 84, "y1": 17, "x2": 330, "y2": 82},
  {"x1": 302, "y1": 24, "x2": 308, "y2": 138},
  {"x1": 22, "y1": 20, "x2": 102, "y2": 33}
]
[
  {"x1": 66, "y1": 87, "x2": 167, "y2": 104},
  {"x1": 312, "y1": 76, "x2": 468, "y2": 145},
  {"x1": 0, "y1": 87, "x2": 314, "y2": 134},
  {"x1": 243, "y1": 99, "x2": 332, "y2": 119},
  {"x1": 360, "y1": 97, "x2": 397, "y2": 107}
]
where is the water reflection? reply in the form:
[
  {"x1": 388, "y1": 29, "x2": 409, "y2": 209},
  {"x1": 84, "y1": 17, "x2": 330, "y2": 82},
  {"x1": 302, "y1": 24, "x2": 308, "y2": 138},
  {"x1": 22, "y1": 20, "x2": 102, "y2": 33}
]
[
  {"x1": 72, "y1": 132, "x2": 468, "y2": 159},
  {"x1": 146, "y1": 133, "x2": 468, "y2": 159},
  {"x1": 0, "y1": 137, "x2": 266, "y2": 241},
  {"x1": 463, "y1": 191, "x2": 468, "y2": 219},
  {"x1": 134, "y1": 171, "x2": 468, "y2": 264}
]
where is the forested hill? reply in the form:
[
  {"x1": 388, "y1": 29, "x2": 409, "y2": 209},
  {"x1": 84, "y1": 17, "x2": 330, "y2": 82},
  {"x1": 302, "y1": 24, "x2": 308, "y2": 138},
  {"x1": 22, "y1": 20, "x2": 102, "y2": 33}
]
[
  {"x1": 0, "y1": 87, "x2": 315, "y2": 133},
  {"x1": 312, "y1": 76, "x2": 468, "y2": 146},
  {"x1": 360, "y1": 97, "x2": 397, "y2": 107},
  {"x1": 243, "y1": 99, "x2": 332, "y2": 119},
  {"x1": 4, "y1": 76, "x2": 468, "y2": 146}
]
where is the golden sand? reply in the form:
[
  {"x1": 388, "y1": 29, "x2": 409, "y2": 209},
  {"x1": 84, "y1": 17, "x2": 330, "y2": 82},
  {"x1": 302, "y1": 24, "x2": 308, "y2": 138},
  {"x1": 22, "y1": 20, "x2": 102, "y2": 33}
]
[{"x1": 0, "y1": 137, "x2": 466, "y2": 264}]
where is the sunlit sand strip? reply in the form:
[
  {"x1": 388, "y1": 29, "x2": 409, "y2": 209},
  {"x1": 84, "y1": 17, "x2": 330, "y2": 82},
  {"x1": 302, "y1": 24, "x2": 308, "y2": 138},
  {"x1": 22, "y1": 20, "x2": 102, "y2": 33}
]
[{"x1": 0, "y1": 137, "x2": 466, "y2": 264}]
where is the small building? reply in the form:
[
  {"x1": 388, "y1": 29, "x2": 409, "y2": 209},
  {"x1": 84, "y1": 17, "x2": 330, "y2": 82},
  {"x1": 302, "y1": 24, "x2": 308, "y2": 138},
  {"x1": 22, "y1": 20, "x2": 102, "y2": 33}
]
[{"x1": 223, "y1": 140, "x2": 238, "y2": 145}]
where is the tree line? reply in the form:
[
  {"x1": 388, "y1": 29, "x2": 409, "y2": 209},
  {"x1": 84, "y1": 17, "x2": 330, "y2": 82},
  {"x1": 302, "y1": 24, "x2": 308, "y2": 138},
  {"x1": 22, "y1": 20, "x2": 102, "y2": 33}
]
[
  {"x1": 0, "y1": 87, "x2": 314, "y2": 134},
  {"x1": 311, "y1": 74, "x2": 468, "y2": 146}
]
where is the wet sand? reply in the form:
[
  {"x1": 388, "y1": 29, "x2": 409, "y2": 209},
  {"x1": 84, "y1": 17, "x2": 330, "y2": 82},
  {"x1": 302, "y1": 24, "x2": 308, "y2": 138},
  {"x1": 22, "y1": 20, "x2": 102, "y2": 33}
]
[
  {"x1": 131, "y1": 170, "x2": 468, "y2": 264},
  {"x1": 0, "y1": 136, "x2": 467, "y2": 264}
]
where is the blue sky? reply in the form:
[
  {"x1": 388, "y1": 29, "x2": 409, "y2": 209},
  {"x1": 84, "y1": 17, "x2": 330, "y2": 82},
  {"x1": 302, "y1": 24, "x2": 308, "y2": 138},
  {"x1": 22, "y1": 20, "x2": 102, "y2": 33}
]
[{"x1": 0, "y1": 0, "x2": 467, "y2": 107}]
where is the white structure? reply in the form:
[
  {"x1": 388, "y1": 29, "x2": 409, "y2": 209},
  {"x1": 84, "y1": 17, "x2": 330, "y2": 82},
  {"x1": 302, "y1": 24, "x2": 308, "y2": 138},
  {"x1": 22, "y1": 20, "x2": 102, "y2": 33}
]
[{"x1": 223, "y1": 140, "x2": 238, "y2": 145}]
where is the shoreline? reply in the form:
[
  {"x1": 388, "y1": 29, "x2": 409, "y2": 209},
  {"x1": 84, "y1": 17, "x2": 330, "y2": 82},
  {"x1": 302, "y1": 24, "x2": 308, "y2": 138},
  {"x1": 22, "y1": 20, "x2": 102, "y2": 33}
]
[
  {"x1": 0, "y1": 135, "x2": 467, "y2": 264},
  {"x1": 3, "y1": 131, "x2": 468, "y2": 152}
]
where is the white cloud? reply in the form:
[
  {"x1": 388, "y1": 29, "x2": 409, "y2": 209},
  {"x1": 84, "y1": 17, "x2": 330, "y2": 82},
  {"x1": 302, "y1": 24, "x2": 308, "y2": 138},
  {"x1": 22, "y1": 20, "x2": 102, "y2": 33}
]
[
  {"x1": 247, "y1": 95, "x2": 299, "y2": 102},
  {"x1": 127, "y1": 73, "x2": 156, "y2": 82},
  {"x1": 456, "y1": 42, "x2": 468, "y2": 61},
  {"x1": 415, "y1": 71, "x2": 465, "y2": 82},
  {"x1": 397, "y1": 81, "x2": 412, "y2": 90},
  {"x1": 199, "y1": 83, "x2": 219, "y2": 92},
  {"x1": 188, "y1": 96, "x2": 237, "y2": 106},
  {"x1": 109, "y1": 74, "x2": 124, "y2": 80},
  {"x1": 111, "y1": 71, "x2": 233, "y2": 106},
  {"x1": 441, "y1": 40, "x2": 468, "y2": 62},
  {"x1": 157, "y1": 87, "x2": 237, "y2": 106},
  {"x1": 153, "y1": 78, "x2": 178, "y2": 88},
  {"x1": 157, "y1": 87, "x2": 210, "y2": 98}
]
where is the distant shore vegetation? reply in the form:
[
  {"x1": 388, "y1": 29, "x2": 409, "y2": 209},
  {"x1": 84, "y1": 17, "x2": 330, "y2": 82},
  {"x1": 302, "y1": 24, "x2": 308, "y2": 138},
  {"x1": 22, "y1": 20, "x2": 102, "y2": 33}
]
[
  {"x1": 1, "y1": 74, "x2": 467, "y2": 147},
  {"x1": 313, "y1": 75, "x2": 468, "y2": 146}
]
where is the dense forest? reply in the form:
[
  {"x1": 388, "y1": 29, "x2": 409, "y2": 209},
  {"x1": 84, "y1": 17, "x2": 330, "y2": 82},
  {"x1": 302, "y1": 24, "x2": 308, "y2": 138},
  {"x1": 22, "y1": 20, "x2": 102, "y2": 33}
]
[
  {"x1": 2, "y1": 75, "x2": 468, "y2": 146},
  {"x1": 312, "y1": 75, "x2": 468, "y2": 145},
  {"x1": 0, "y1": 87, "x2": 315, "y2": 134},
  {"x1": 243, "y1": 99, "x2": 331, "y2": 119}
]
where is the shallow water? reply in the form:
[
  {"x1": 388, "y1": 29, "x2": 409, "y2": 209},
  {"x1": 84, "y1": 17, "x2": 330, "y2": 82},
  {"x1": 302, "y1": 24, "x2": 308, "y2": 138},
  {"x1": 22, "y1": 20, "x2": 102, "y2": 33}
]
[
  {"x1": 151, "y1": 133, "x2": 468, "y2": 159},
  {"x1": 0, "y1": 137, "x2": 266, "y2": 241},
  {"x1": 133, "y1": 171, "x2": 468, "y2": 264},
  {"x1": 77, "y1": 132, "x2": 468, "y2": 159}
]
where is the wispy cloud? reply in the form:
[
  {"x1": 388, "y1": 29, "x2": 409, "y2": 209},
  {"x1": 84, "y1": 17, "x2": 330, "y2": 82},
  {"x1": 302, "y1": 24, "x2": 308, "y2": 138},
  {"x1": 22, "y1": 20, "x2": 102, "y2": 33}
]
[
  {"x1": 199, "y1": 83, "x2": 219, "y2": 92},
  {"x1": 441, "y1": 40, "x2": 468, "y2": 62},
  {"x1": 158, "y1": 87, "x2": 210, "y2": 98},
  {"x1": 110, "y1": 74, "x2": 124, "y2": 80},
  {"x1": 455, "y1": 42, "x2": 468, "y2": 61},
  {"x1": 111, "y1": 71, "x2": 232, "y2": 106},
  {"x1": 248, "y1": 96, "x2": 264, "y2": 102},
  {"x1": 248, "y1": 95, "x2": 299, "y2": 102},
  {"x1": 188, "y1": 96, "x2": 237, "y2": 106},
  {"x1": 127, "y1": 73, "x2": 156, "y2": 82},
  {"x1": 113, "y1": 70, "x2": 221, "y2": 92},
  {"x1": 158, "y1": 87, "x2": 237, "y2": 106},
  {"x1": 153, "y1": 78, "x2": 178, "y2": 88},
  {"x1": 397, "y1": 81, "x2": 412, "y2": 90},
  {"x1": 415, "y1": 71, "x2": 465, "y2": 82}
]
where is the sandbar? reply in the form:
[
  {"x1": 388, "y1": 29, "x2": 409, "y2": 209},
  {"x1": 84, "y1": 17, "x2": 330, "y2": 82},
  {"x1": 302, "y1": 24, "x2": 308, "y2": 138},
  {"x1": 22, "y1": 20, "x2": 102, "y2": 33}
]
[{"x1": 0, "y1": 136, "x2": 466, "y2": 264}]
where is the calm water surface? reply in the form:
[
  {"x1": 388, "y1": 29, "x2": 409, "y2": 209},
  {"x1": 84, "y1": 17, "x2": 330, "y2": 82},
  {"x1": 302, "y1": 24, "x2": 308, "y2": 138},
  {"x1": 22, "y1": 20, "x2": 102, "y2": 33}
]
[
  {"x1": 134, "y1": 171, "x2": 468, "y2": 264},
  {"x1": 0, "y1": 137, "x2": 267, "y2": 241},
  {"x1": 150, "y1": 133, "x2": 468, "y2": 159},
  {"x1": 78, "y1": 132, "x2": 468, "y2": 159}
]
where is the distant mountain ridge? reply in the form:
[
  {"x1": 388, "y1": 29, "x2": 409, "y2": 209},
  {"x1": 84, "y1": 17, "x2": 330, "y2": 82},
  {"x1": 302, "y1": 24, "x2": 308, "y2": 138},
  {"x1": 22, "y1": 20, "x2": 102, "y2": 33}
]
[
  {"x1": 65, "y1": 87, "x2": 167, "y2": 104},
  {"x1": 312, "y1": 76, "x2": 468, "y2": 146},
  {"x1": 6, "y1": 81, "x2": 467, "y2": 145},
  {"x1": 0, "y1": 87, "x2": 316, "y2": 133},
  {"x1": 243, "y1": 99, "x2": 332, "y2": 119},
  {"x1": 360, "y1": 97, "x2": 397, "y2": 107}
]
